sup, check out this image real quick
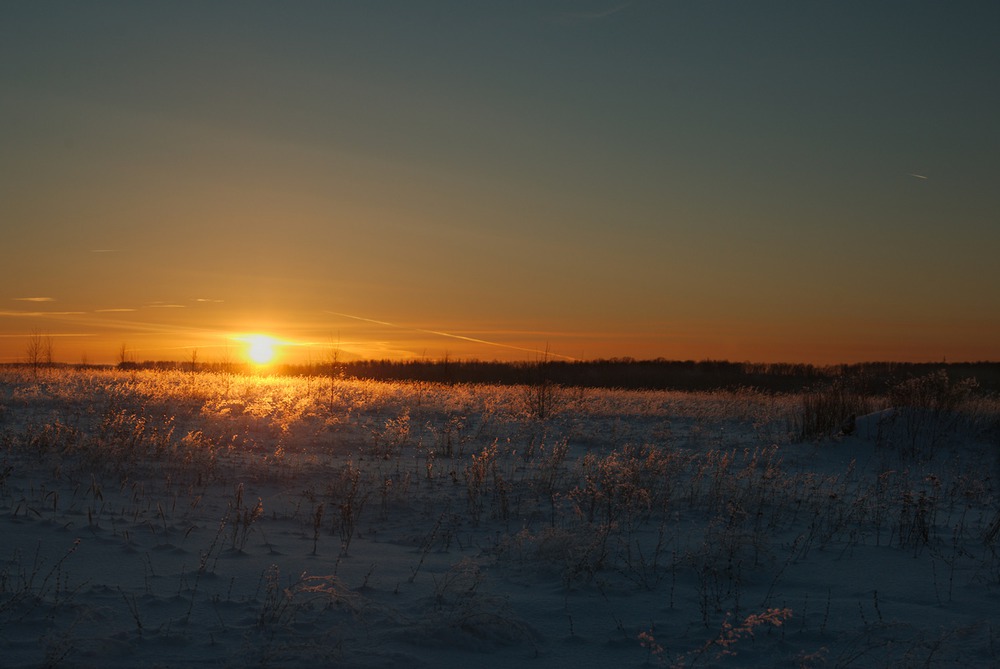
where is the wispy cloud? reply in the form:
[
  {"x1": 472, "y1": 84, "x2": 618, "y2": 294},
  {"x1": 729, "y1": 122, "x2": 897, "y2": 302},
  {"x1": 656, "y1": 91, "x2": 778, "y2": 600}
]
[
  {"x1": 326, "y1": 311, "x2": 579, "y2": 361},
  {"x1": 14, "y1": 297, "x2": 54, "y2": 302},
  {"x1": 145, "y1": 303, "x2": 186, "y2": 309},
  {"x1": 96, "y1": 308, "x2": 137, "y2": 313},
  {"x1": 194, "y1": 298, "x2": 225, "y2": 303},
  {"x1": 0, "y1": 332, "x2": 92, "y2": 338},
  {"x1": 908, "y1": 173, "x2": 929, "y2": 180},
  {"x1": 63, "y1": 312, "x2": 228, "y2": 338},
  {"x1": 0, "y1": 310, "x2": 85, "y2": 317}
]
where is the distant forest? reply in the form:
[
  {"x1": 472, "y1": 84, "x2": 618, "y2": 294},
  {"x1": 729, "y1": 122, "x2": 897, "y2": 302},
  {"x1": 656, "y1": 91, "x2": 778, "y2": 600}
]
[{"x1": 86, "y1": 358, "x2": 1000, "y2": 394}]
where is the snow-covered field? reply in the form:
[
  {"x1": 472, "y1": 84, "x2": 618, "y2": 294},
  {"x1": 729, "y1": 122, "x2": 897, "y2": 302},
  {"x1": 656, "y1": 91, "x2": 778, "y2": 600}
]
[{"x1": 1, "y1": 367, "x2": 998, "y2": 668}]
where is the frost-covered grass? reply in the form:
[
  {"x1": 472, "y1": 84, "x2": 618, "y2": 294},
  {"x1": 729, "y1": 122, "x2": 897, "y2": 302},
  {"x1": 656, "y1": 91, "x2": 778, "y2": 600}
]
[{"x1": 0, "y1": 367, "x2": 998, "y2": 667}]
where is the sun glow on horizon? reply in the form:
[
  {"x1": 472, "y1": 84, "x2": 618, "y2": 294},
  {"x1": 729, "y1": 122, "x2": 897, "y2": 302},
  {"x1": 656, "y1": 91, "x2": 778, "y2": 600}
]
[{"x1": 243, "y1": 334, "x2": 277, "y2": 365}]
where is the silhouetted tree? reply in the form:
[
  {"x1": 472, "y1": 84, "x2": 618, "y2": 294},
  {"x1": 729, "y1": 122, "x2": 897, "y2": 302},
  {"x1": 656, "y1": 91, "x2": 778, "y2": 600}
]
[{"x1": 24, "y1": 329, "x2": 52, "y2": 377}]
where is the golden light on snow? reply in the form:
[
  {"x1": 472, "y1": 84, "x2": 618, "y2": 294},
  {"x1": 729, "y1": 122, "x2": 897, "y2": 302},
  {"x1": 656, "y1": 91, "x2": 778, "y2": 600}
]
[{"x1": 244, "y1": 334, "x2": 278, "y2": 365}]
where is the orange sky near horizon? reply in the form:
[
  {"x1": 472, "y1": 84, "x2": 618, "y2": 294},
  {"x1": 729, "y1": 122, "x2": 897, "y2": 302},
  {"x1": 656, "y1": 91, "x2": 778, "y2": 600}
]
[
  {"x1": 2, "y1": 306, "x2": 995, "y2": 368},
  {"x1": 3, "y1": 3, "x2": 999, "y2": 367}
]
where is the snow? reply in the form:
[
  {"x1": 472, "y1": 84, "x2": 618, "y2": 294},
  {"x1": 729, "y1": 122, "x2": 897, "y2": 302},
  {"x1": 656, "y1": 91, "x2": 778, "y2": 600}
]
[{"x1": 0, "y1": 368, "x2": 998, "y2": 668}]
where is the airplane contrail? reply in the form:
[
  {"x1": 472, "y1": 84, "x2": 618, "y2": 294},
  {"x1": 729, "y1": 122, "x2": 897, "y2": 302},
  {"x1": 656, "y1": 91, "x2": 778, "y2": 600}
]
[{"x1": 325, "y1": 311, "x2": 579, "y2": 361}]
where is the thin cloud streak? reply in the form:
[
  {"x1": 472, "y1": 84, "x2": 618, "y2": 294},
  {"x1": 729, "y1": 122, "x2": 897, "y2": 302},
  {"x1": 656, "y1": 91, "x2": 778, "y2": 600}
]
[
  {"x1": 0, "y1": 332, "x2": 92, "y2": 339},
  {"x1": 10, "y1": 310, "x2": 229, "y2": 341},
  {"x1": 0, "y1": 310, "x2": 86, "y2": 317},
  {"x1": 326, "y1": 311, "x2": 579, "y2": 361},
  {"x1": 14, "y1": 297, "x2": 55, "y2": 302}
]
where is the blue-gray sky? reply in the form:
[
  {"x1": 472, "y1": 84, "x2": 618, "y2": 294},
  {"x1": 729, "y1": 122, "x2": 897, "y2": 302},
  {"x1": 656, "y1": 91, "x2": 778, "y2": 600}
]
[{"x1": 2, "y1": 1, "x2": 998, "y2": 364}]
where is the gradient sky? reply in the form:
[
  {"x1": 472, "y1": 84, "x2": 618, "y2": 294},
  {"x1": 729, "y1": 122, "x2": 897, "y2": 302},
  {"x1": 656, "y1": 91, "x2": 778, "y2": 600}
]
[{"x1": 2, "y1": 1, "x2": 998, "y2": 366}]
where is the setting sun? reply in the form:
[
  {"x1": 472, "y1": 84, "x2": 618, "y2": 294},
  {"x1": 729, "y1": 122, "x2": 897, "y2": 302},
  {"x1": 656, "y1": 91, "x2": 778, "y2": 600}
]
[{"x1": 245, "y1": 335, "x2": 277, "y2": 365}]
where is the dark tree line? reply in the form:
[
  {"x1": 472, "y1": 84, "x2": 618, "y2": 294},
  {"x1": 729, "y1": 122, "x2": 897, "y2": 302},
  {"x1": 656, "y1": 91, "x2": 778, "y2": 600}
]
[
  {"x1": 17, "y1": 357, "x2": 988, "y2": 394},
  {"x1": 276, "y1": 358, "x2": 1000, "y2": 394}
]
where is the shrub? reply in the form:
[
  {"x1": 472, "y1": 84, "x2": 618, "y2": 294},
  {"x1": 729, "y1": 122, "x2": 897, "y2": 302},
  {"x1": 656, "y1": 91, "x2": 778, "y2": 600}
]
[
  {"x1": 885, "y1": 370, "x2": 981, "y2": 456},
  {"x1": 796, "y1": 380, "x2": 873, "y2": 440}
]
